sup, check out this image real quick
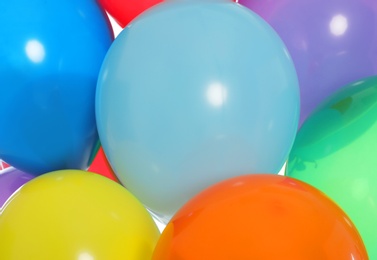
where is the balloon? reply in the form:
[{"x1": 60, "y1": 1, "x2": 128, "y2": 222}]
[
  {"x1": 286, "y1": 76, "x2": 377, "y2": 259},
  {"x1": 0, "y1": 0, "x2": 113, "y2": 175},
  {"x1": 88, "y1": 144, "x2": 119, "y2": 182},
  {"x1": 0, "y1": 167, "x2": 33, "y2": 207},
  {"x1": 152, "y1": 174, "x2": 367, "y2": 259},
  {"x1": 0, "y1": 160, "x2": 10, "y2": 170},
  {"x1": 238, "y1": 0, "x2": 377, "y2": 126},
  {"x1": 99, "y1": 0, "x2": 163, "y2": 27},
  {"x1": 96, "y1": 0, "x2": 299, "y2": 222},
  {"x1": 0, "y1": 170, "x2": 160, "y2": 259}
]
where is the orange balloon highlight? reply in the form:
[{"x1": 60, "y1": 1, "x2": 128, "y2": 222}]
[{"x1": 153, "y1": 174, "x2": 367, "y2": 259}]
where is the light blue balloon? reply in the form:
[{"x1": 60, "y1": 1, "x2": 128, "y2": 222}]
[
  {"x1": 96, "y1": 0, "x2": 299, "y2": 222},
  {"x1": 0, "y1": 0, "x2": 113, "y2": 175}
]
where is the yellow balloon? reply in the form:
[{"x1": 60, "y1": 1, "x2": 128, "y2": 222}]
[{"x1": 0, "y1": 170, "x2": 160, "y2": 260}]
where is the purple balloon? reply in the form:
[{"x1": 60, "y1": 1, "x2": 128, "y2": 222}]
[
  {"x1": 238, "y1": 0, "x2": 377, "y2": 126},
  {"x1": 0, "y1": 167, "x2": 34, "y2": 207}
]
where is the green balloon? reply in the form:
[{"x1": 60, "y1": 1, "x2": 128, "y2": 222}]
[{"x1": 286, "y1": 76, "x2": 377, "y2": 259}]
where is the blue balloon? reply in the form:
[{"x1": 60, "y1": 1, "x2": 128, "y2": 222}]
[
  {"x1": 96, "y1": 0, "x2": 299, "y2": 222},
  {"x1": 0, "y1": 0, "x2": 113, "y2": 175}
]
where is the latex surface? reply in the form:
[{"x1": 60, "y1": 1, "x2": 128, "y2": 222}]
[
  {"x1": 96, "y1": 0, "x2": 299, "y2": 221},
  {"x1": 287, "y1": 76, "x2": 377, "y2": 259},
  {"x1": 0, "y1": 170, "x2": 160, "y2": 259},
  {"x1": 0, "y1": 0, "x2": 113, "y2": 175},
  {"x1": 0, "y1": 167, "x2": 33, "y2": 207},
  {"x1": 239, "y1": 0, "x2": 377, "y2": 126},
  {"x1": 99, "y1": 0, "x2": 163, "y2": 27},
  {"x1": 152, "y1": 174, "x2": 367, "y2": 259},
  {"x1": 88, "y1": 144, "x2": 119, "y2": 182}
]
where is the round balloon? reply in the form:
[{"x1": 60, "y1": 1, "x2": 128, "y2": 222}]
[
  {"x1": 99, "y1": 0, "x2": 163, "y2": 27},
  {"x1": 96, "y1": 0, "x2": 299, "y2": 222},
  {"x1": 238, "y1": 0, "x2": 377, "y2": 126},
  {"x1": 152, "y1": 174, "x2": 367, "y2": 259},
  {"x1": 0, "y1": 167, "x2": 33, "y2": 207},
  {"x1": 0, "y1": 170, "x2": 160, "y2": 259},
  {"x1": 0, "y1": 0, "x2": 113, "y2": 175},
  {"x1": 88, "y1": 144, "x2": 119, "y2": 182},
  {"x1": 286, "y1": 75, "x2": 377, "y2": 259}
]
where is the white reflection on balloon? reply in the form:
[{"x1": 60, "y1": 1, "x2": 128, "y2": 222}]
[
  {"x1": 25, "y1": 40, "x2": 46, "y2": 63},
  {"x1": 206, "y1": 82, "x2": 228, "y2": 107},
  {"x1": 329, "y1": 14, "x2": 348, "y2": 36},
  {"x1": 78, "y1": 252, "x2": 94, "y2": 260},
  {"x1": 352, "y1": 178, "x2": 369, "y2": 200}
]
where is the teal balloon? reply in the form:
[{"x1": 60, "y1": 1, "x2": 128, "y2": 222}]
[
  {"x1": 286, "y1": 76, "x2": 377, "y2": 259},
  {"x1": 96, "y1": 0, "x2": 299, "y2": 222}
]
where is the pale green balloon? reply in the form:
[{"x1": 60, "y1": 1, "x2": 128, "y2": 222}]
[{"x1": 286, "y1": 76, "x2": 377, "y2": 259}]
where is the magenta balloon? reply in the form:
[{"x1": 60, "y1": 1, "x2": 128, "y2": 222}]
[
  {"x1": 238, "y1": 0, "x2": 377, "y2": 126},
  {"x1": 0, "y1": 168, "x2": 33, "y2": 207}
]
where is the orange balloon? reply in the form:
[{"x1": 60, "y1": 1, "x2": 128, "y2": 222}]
[{"x1": 153, "y1": 174, "x2": 367, "y2": 259}]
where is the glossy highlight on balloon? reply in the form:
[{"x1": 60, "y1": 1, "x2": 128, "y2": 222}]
[
  {"x1": 0, "y1": 170, "x2": 160, "y2": 259},
  {"x1": 0, "y1": 0, "x2": 113, "y2": 175},
  {"x1": 286, "y1": 75, "x2": 377, "y2": 259},
  {"x1": 239, "y1": 0, "x2": 377, "y2": 126},
  {"x1": 96, "y1": 0, "x2": 299, "y2": 222},
  {"x1": 152, "y1": 174, "x2": 367, "y2": 259}
]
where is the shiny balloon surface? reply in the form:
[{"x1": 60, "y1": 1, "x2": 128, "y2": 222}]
[
  {"x1": 153, "y1": 174, "x2": 367, "y2": 259},
  {"x1": 0, "y1": 0, "x2": 113, "y2": 175},
  {"x1": 96, "y1": 0, "x2": 299, "y2": 221},
  {"x1": 99, "y1": 0, "x2": 163, "y2": 27},
  {"x1": 0, "y1": 167, "x2": 33, "y2": 207},
  {"x1": 239, "y1": 0, "x2": 377, "y2": 126},
  {"x1": 286, "y1": 76, "x2": 377, "y2": 259},
  {"x1": 88, "y1": 144, "x2": 118, "y2": 182},
  {"x1": 0, "y1": 170, "x2": 160, "y2": 259}
]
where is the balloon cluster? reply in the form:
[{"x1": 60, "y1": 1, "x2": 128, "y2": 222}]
[{"x1": 0, "y1": 0, "x2": 376, "y2": 258}]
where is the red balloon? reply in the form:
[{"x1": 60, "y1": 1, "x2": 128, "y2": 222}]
[
  {"x1": 88, "y1": 146, "x2": 118, "y2": 182},
  {"x1": 99, "y1": 0, "x2": 163, "y2": 27},
  {"x1": 0, "y1": 160, "x2": 10, "y2": 171},
  {"x1": 153, "y1": 174, "x2": 367, "y2": 259}
]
